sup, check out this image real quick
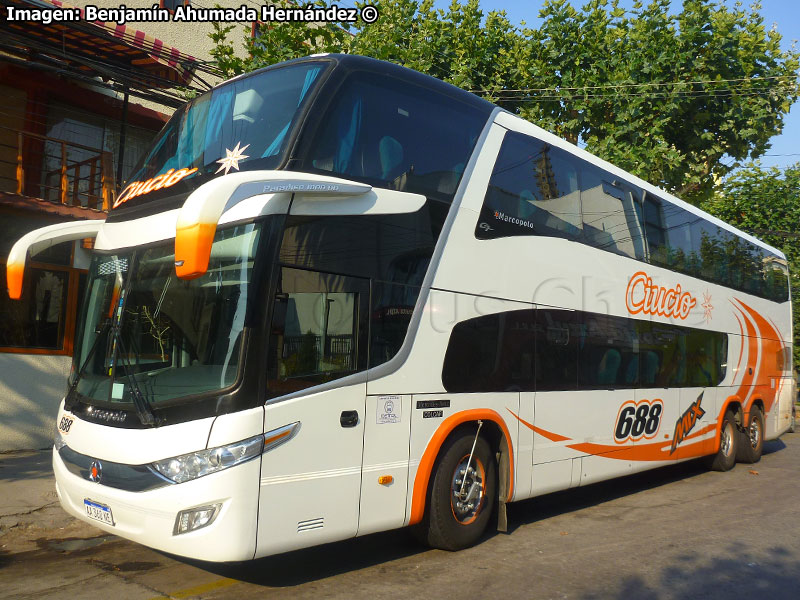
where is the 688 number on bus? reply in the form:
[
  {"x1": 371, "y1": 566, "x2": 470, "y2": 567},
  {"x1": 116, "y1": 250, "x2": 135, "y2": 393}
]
[{"x1": 614, "y1": 399, "x2": 663, "y2": 442}]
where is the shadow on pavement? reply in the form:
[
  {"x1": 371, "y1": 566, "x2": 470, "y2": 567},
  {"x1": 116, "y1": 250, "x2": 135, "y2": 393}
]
[
  {"x1": 169, "y1": 527, "x2": 427, "y2": 587},
  {"x1": 582, "y1": 545, "x2": 800, "y2": 600},
  {"x1": 506, "y1": 438, "x2": 787, "y2": 535},
  {"x1": 0, "y1": 450, "x2": 52, "y2": 483}
]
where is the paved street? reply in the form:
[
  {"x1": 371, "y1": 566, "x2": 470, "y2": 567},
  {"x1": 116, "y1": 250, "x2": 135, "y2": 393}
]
[{"x1": 1, "y1": 431, "x2": 799, "y2": 600}]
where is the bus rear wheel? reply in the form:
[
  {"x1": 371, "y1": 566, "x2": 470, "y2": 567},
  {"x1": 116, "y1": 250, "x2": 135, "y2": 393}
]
[
  {"x1": 737, "y1": 406, "x2": 764, "y2": 464},
  {"x1": 417, "y1": 430, "x2": 496, "y2": 551},
  {"x1": 705, "y1": 410, "x2": 738, "y2": 472}
]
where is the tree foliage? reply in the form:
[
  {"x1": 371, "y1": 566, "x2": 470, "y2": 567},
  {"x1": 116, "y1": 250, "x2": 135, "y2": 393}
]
[
  {"x1": 209, "y1": 1, "x2": 351, "y2": 77},
  {"x1": 524, "y1": 0, "x2": 799, "y2": 202},
  {"x1": 701, "y1": 164, "x2": 800, "y2": 370},
  {"x1": 208, "y1": 0, "x2": 799, "y2": 204}
]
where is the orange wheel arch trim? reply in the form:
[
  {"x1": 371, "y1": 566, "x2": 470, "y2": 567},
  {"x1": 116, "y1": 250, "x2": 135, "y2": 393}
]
[{"x1": 408, "y1": 409, "x2": 514, "y2": 526}]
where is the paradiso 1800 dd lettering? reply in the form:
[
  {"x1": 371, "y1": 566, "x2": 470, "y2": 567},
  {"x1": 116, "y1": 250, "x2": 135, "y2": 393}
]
[{"x1": 625, "y1": 271, "x2": 697, "y2": 320}]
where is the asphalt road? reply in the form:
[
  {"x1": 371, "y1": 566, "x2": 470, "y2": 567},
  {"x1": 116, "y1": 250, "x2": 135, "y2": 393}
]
[{"x1": 2, "y1": 432, "x2": 799, "y2": 600}]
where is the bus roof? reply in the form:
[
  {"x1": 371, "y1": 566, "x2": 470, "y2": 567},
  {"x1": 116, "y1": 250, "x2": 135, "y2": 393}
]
[{"x1": 220, "y1": 53, "x2": 496, "y2": 117}]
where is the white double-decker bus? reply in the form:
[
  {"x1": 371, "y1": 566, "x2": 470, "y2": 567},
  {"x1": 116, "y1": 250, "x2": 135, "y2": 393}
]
[{"x1": 7, "y1": 55, "x2": 794, "y2": 561}]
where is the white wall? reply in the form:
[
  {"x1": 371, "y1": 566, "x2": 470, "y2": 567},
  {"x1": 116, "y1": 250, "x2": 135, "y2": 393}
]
[{"x1": 0, "y1": 354, "x2": 70, "y2": 451}]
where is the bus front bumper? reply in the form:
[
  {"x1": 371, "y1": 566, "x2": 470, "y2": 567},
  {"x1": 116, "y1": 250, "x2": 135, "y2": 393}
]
[{"x1": 53, "y1": 446, "x2": 261, "y2": 562}]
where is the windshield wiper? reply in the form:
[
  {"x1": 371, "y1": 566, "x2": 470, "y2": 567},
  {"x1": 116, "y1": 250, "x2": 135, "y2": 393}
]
[
  {"x1": 104, "y1": 256, "x2": 157, "y2": 427},
  {"x1": 64, "y1": 318, "x2": 112, "y2": 411},
  {"x1": 113, "y1": 332, "x2": 157, "y2": 426}
]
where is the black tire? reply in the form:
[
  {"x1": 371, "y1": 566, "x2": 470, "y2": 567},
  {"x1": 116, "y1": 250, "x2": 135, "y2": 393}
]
[
  {"x1": 705, "y1": 410, "x2": 738, "y2": 472},
  {"x1": 415, "y1": 430, "x2": 497, "y2": 551},
  {"x1": 737, "y1": 406, "x2": 764, "y2": 463}
]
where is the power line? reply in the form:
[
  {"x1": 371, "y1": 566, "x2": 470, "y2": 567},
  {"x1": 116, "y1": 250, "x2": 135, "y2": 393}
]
[{"x1": 471, "y1": 75, "x2": 798, "y2": 95}]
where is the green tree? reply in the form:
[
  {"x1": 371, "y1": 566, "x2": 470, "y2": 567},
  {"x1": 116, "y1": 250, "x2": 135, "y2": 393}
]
[
  {"x1": 701, "y1": 163, "x2": 800, "y2": 370},
  {"x1": 209, "y1": 1, "x2": 352, "y2": 77},
  {"x1": 522, "y1": 0, "x2": 798, "y2": 202},
  {"x1": 349, "y1": 0, "x2": 529, "y2": 110}
]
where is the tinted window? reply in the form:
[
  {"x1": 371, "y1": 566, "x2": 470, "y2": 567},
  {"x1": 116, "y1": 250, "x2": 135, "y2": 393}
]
[
  {"x1": 279, "y1": 206, "x2": 443, "y2": 282},
  {"x1": 475, "y1": 131, "x2": 788, "y2": 304},
  {"x1": 267, "y1": 268, "x2": 369, "y2": 398},
  {"x1": 644, "y1": 192, "x2": 789, "y2": 302},
  {"x1": 580, "y1": 166, "x2": 646, "y2": 259},
  {"x1": 579, "y1": 313, "x2": 639, "y2": 389},
  {"x1": 304, "y1": 73, "x2": 486, "y2": 203},
  {"x1": 535, "y1": 309, "x2": 580, "y2": 391},
  {"x1": 279, "y1": 206, "x2": 444, "y2": 370},
  {"x1": 441, "y1": 310, "x2": 536, "y2": 392},
  {"x1": 442, "y1": 308, "x2": 728, "y2": 392},
  {"x1": 477, "y1": 132, "x2": 582, "y2": 240},
  {"x1": 125, "y1": 63, "x2": 324, "y2": 192}
]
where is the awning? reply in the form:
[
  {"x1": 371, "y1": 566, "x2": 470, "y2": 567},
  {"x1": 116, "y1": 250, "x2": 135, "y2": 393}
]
[{"x1": 1, "y1": 0, "x2": 200, "y2": 90}]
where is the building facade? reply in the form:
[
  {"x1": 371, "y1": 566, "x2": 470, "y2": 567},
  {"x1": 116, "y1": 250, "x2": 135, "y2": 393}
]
[{"x1": 0, "y1": 0, "x2": 250, "y2": 449}]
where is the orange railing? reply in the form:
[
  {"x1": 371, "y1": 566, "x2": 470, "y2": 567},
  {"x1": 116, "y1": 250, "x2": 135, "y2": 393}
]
[{"x1": 1, "y1": 126, "x2": 114, "y2": 211}]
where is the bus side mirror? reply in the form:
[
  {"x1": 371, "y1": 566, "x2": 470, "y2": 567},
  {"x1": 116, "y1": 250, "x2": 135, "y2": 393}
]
[{"x1": 6, "y1": 220, "x2": 104, "y2": 300}]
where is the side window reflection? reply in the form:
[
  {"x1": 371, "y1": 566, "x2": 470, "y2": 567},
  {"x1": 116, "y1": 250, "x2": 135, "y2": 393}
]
[{"x1": 267, "y1": 267, "x2": 368, "y2": 398}]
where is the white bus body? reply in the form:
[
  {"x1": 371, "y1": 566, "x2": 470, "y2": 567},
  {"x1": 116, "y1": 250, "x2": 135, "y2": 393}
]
[{"x1": 9, "y1": 55, "x2": 794, "y2": 561}]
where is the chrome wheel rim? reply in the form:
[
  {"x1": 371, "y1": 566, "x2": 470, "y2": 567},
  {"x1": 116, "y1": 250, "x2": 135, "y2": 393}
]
[
  {"x1": 451, "y1": 456, "x2": 485, "y2": 525},
  {"x1": 749, "y1": 418, "x2": 761, "y2": 449},
  {"x1": 721, "y1": 423, "x2": 734, "y2": 457}
]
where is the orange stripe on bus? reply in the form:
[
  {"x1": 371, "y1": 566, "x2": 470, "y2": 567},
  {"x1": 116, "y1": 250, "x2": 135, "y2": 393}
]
[
  {"x1": 409, "y1": 409, "x2": 514, "y2": 526},
  {"x1": 513, "y1": 414, "x2": 716, "y2": 463},
  {"x1": 736, "y1": 299, "x2": 784, "y2": 414},
  {"x1": 508, "y1": 409, "x2": 570, "y2": 442},
  {"x1": 731, "y1": 311, "x2": 745, "y2": 382}
]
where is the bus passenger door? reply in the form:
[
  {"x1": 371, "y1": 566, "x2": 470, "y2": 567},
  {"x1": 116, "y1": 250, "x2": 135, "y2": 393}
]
[{"x1": 256, "y1": 268, "x2": 370, "y2": 557}]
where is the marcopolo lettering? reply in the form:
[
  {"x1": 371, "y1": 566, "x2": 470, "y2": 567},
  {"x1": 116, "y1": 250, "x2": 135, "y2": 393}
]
[
  {"x1": 625, "y1": 271, "x2": 697, "y2": 320},
  {"x1": 493, "y1": 210, "x2": 535, "y2": 230}
]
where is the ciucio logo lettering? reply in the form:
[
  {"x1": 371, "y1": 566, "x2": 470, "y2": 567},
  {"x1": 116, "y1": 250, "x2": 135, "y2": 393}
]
[
  {"x1": 113, "y1": 167, "x2": 198, "y2": 209},
  {"x1": 625, "y1": 271, "x2": 697, "y2": 320}
]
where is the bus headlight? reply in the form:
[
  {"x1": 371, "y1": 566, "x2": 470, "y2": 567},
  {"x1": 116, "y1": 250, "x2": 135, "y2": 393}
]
[{"x1": 151, "y1": 435, "x2": 264, "y2": 484}]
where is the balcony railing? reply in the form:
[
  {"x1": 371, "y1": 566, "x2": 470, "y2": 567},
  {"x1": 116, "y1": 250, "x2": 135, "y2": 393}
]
[{"x1": 0, "y1": 125, "x2": 115, "y2": 211}]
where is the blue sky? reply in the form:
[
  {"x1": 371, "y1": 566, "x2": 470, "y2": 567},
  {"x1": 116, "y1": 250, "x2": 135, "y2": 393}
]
[{"x1": 432, "y1": 0, "x2": 799, "y2": 171}]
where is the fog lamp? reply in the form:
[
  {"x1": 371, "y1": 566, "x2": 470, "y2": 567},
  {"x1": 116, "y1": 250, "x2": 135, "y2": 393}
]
[{"x1": 173, "y1": 503, "x2": 222, "y2": 535}]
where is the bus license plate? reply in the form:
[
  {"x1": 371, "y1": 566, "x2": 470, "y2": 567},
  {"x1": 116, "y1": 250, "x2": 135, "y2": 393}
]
[{"x1": 84, "y1": 499, "x2": 114, "y2": 526}]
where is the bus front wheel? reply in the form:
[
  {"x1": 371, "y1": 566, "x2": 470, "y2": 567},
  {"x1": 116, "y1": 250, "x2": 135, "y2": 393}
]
[
  {"x1": 416, "y1": 430, "x2": 497, "y2": 551},
  {"x1": 705, "y1": 410, "x2": 738, "y2": 472}
]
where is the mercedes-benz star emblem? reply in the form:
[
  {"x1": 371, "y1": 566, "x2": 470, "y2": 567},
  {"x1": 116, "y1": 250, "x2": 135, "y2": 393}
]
[{"x1": 89, "y1": 460, "x2": 102, "y2": 483}]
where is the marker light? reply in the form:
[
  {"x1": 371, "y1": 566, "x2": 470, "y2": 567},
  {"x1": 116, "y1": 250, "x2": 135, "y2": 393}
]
[{"x1": 173, "y1": 503, "x2": 222, "y2": 535}]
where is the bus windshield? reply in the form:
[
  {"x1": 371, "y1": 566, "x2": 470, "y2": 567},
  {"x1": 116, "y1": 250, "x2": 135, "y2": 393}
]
[
  {"x1": 70, "y1": 223, "x2": 262, "y2": 412},
  {"x1": 124, "y1": 62, "x2": 326, "y2": 189}
]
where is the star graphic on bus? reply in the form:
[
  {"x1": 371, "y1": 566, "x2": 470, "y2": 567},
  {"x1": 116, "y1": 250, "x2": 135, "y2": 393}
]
[
  {"x1": 702, "y1": 290, "x2": 713, "y2": 322},
  {"x1": 215, "y1": 142, "x2": 250, "y2": 175}
]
